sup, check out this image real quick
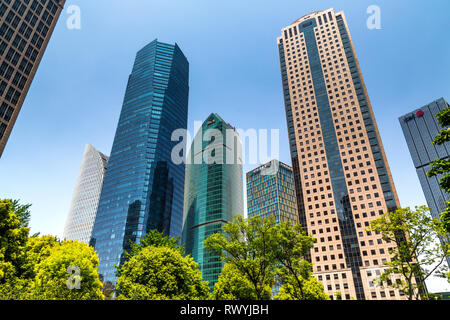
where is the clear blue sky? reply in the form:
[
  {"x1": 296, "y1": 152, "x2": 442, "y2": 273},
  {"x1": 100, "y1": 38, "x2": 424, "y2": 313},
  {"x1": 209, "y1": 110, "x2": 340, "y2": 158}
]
[{"x1": 0, "y1": 0, "x2": 449, "y2": 291}]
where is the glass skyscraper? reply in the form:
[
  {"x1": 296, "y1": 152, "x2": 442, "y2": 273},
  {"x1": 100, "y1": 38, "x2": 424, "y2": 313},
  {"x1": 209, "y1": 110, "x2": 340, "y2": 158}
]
[
  {"x1": 0, "y1": 0, "x2": 66, "y2": 157},
  {"x1": 182, "y1": 113, "x2": 243, "y2": 291},
  {"x1": 277, "y1": 9, "x2": 410, "y2": 300},
  {"x1": 90, "y1": 40, "x2": 189, "y2": 284},
  {"x1": 399, "y1": 97, "x2": 450, "y2": 266},
  {"x1": 246, "y1": 159, "x2": 298, "y2": 224},
  {"x1": 64, "y1": 144, "x2": 108, "y2": 244},
  {"x1": 246, "y1": 159, "x2": 299, "y2": 296}
]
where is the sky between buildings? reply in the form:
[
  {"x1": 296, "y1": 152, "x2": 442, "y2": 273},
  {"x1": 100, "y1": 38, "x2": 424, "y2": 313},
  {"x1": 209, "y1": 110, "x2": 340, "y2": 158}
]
[{"x1": 0, "y1": 0, "x2": 449, "y2": 292}]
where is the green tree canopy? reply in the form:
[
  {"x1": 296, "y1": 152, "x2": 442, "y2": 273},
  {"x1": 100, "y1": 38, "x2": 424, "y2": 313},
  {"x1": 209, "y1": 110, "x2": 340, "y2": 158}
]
[
  {"x1": 0, "y1": 199, "x2": 30, "y2": 285},
  {"x1": 204, "y1": 215, "x2": 277, "y2": 300},
  {"x1": 29, "y1": 240, "x2": 104, "y2": 300},
  {"x1": 427, "y1": 105, "x2": 450, "y2": 233},
  {"x1": 124, "y1": 229, "x2": 183, "y2": 261},
  {"x1": 272, "y1": 221, "x2": 317, "y2": 300},
  {"x1": 20, "y1": 235, "x2": 60, "y2": 279},
  {"x1": 116, "y1": 246, "x2": 209, "y2": 300},
  {"x1": 205, "y1": 215, "x2": 328, "y2": 300},
  {"x1": 369, "y1": 206, "x2": 449, "y2": 300},
  {"x1": 213, "y1": 263, "x2": 271, "y2": 300},
  {"x1": 276, "y1": 276, "x2": 330, "y2": 300}
]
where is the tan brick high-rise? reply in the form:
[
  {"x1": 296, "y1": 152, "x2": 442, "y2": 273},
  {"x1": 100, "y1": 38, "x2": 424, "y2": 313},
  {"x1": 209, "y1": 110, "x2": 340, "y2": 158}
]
[
  {"x1": 277, "y1": 9, "x2": 411, "y2": 300},
  {"x1": 0, "y1": 0, "x2": 66, "y2": 158}
]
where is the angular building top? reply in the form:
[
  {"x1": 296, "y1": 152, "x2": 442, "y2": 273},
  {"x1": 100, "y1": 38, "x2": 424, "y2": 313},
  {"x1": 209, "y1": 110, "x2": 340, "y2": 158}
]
[
  {"x1": 0, "y1": 0, "x2": 66, "y2": 157},
  {"x1": 64, "y1": 144, "x2": 108, "y2": 244},
  {"x1": 399, "y1": 98, "x2": 450, "y2": 169},
  {"x1": 90, "y1": 39, "x2": 189, "y2": 284}
]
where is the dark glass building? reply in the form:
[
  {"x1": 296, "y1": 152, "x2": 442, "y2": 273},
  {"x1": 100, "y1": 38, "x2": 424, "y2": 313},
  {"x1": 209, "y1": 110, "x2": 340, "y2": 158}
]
[
  {"x1": 182, "y1": 113, "x2": 243, "y2": 291},
  {"x1": 0, "y1": 0, "x2": 66, "y2": 157},
  {"x1": 90, "y1": 40, "x2": 189, "y2": 283},
  {"x1": 399, "y1": 97, "x2": 450, "y2": 266}
]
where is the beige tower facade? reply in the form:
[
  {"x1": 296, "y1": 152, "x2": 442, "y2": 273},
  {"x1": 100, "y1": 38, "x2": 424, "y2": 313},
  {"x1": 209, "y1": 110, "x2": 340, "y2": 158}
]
[
  {"x1": 277, "y1": 9, "x2": 411, "y2": 300},
  {"x1": 0, "y1": 0, "x2": 66, "y2": 157}
]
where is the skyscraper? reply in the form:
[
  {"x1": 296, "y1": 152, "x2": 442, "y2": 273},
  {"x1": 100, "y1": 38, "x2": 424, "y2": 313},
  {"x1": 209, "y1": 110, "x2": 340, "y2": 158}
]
[
  {"x1": 0, "y1": 0, "x2": 66, "y2": 157},
  {"x1": 399, "y1": 97, "x2": 450, "y2": 266},
  {"x1": 182, "y1": 113, "x2": 243, "y2": 290},
  {"x1": 90, "y1": 40, "x2": 189, "y2": 283},
  {"x1": 246, "y1": 159, "x2": 298, "y2": 224},
  {"x1": 64, "y1": 144, "x2": 108, "y2": 244},
  {"x1": 277, "y1": 9, "x2": 407, "y2": 300}
]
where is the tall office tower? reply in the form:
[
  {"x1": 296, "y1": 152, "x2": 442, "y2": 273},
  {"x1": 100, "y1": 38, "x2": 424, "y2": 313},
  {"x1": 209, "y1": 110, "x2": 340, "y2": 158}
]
[
  {"x1": 277, "y1": 9, "x2": 408, "y2": 300},
  {"x1": 246, "y1": 159, "x2": 298, "y2": 224},
  {"x1": 399, "y1": 97, "x2": 450, "y2": 266},
  {"x1": 182, "y1": 113, "x2": 243, "y2": 291},
  {"x1": 90, "y1": 40, "x2": 189, "y2": 283},
  {"x1": 63, "y1": 144, "x2": 108, "y2": 244},
  {"x1": 0, "y1": 0, "x2": 66, "y2": 158}
]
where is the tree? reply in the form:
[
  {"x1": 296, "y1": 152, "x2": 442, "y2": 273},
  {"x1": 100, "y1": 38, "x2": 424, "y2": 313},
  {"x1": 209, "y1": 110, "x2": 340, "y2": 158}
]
[
  {"x1": 102, "y1": 281, "x2": 115, "y2": 300},
  {"x1": 204, "y1": 215, "x2": 277, "y2": 300},
  {"x1": 427, "y1": 105, "x2": 450, "y2": 233},
  {"x1": 213, "y1": 263, "x2": 271, "y2": 300},
  {"x1": 116, "y1": 246, "x2": 209, "y2": 300},
  {"x1": 0, "y1": 200, "x2": 29, "y2": 286},
  {"x1": 124, "y1": 229, "x2": 184, "y2": 261},
  {"x1": 369, "y1": 206, "x2": 450, "y2": 300},
  {"x1": 20, "y1": 235, "x2": 60, "y2": 279},
  {"x1": 276, "y1": 276, "x2": 330, "y2": 300},
  {"x1": 272, "y1": 221, "x2": 319, "y2": 300},
  {"x1": 9, "y1": 199, "x2": 32, "y2": 228},
  {"x1": 28, "y1": 241, "x2": 104, "y2": 300},
  {"x1": 0, "y1": 235, "x2": 61, "y2": 299}
]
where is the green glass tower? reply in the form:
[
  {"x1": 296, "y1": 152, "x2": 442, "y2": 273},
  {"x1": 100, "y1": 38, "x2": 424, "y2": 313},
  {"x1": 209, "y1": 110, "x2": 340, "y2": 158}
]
[
  {"x1": 182, "y1": 113, "x2": 243, "y2": 290},
  {"x1": 246, "y1": 159, "x2": 298, "y2": 224}
]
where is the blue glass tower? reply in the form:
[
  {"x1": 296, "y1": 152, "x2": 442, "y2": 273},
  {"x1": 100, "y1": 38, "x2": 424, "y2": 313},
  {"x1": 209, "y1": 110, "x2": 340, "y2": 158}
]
[
  {"x1": 90, "y1": 40, "x2": 189, "y2": 283},
  {"x1": 182, "y1": 113, "x2": 243, "y2": 291}
]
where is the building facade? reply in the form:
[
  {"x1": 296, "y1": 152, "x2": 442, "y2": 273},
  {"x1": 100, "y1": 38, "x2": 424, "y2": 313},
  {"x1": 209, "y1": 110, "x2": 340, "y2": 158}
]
[
  {"x1": 0, "y1": 0, "x2": 65, "y2": 157},
  {"x1": 182, "y1": 113, "x2": 243, "y2": 290},
  {"x1": 399, "y1": 97, "x2": 450, "y2": 266},
  {"x1": 399, "y1": 98, "x2": 450, "y2": 222},
  {"x1": 64, "y1": 144, "x2": 108, "y2": 244},
  {"x1": 277, "y1": 9, "x2": 408, "y2": 300},
  {"x1": 90, "y1": 40, "x2": 189, "y2": 283},
  {"x1": 246, "y1": 159, "x2": 298, "y2": 224}
]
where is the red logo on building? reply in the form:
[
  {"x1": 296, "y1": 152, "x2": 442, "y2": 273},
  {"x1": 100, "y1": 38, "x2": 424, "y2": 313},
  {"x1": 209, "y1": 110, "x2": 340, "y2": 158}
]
[{"x1": 416, "y1": 110, "x2": 424, "y2": 117}]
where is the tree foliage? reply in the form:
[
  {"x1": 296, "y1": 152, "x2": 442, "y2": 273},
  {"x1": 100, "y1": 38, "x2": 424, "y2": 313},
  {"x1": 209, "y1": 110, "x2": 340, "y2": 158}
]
[
  {"x1": 276, "y1": 276, "x2": 330, "y2": 300},
  {"x1": 116, "y1": 246, "x2": 209, "y2": 300},
  {"x1": 205, "y1": 215, "x2": 328, "y2": 300},
  {"x1": 204, "y1": 216, "x2": 277, "y2": 300},
  {"x1": 369, "y1": 206, "x2": 450, "y2": 300},
  {"x1": 427, "y1": 105, "x2": 450, "y2": 233},
  {"x1": 272, "y1": 221, "x2": 317, "y2": 300},
  {"x1": 0, "y1": 199, "x2": 105, "y2": 300},
  {"x1": 124, "y1": 229, "x2": 183, "y2": 261},
  {"x1": 28, "y1": 240, "x2": 104, "y2": 300},
  {"x1": 0, "y1": 199, "x2": 30, "y2": 286},
  {"x1": 213, "y1": 263, "x2": 271, "y2": 300}
]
